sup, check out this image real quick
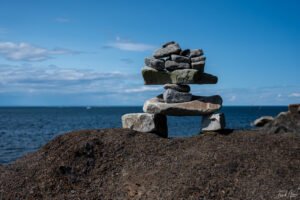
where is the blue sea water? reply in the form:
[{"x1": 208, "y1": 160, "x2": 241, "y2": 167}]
[{"x1": 0, "y1": 106, "x2": 287, "y2": 164}]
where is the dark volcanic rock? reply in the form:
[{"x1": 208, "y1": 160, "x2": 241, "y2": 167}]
[
  {"x1": 144, "y1": 57, "x2": 165, "y2": 71},
  {"x1": 165, "y1": 60, "x2": 190, "y2": 71},
  {"x1": 0, "y1": 129, "x2": 299, "y2": 199},
  {"x1": 163, "y1": 84, "x2": 191, "y2": 93},
  {"x1": 163, "y1": 89, "x2": 192, "y2": 103},
  {"x1": 153, "y1": 43, "x2": 181, "y2": 58}
]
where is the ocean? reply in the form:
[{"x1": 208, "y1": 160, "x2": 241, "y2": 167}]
[{"x1": 0, "y1": 106, "x2": 287, "y2": 164}]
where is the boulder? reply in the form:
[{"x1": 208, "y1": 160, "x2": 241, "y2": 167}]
[
  {"x1": 180, "y1": 49, "x2": 190, "y2": 57},
  {"x1": 189, "y1": 49, "x2": 204, "y2": 58},
  {"x1": 201, "y1": 113, "x2": 226, "y2": 132},
  {"x1": 253, "y1": 116, "x2": 274, "y2": 127},
  {"x1": 163, "y1": 89, "x2": 192, "y2": 103},
  {"x1": 288, "y1": 104, "x2": 300, "y2": 114},
  {"x1": 191, "y1": 56, "x2": 206, "y2": 63},
  {"x1": 143, "y1": 95, "x2": 222, "y2": 116},
  {"x1": 165, "y1": 60, "x2": 190, "y2": 71},
  {"x1": 122, "y1": 113, "x2": 168, "y2": 137},
  {"x1": 144, "y1": 57, "x2": 165, "y2": 71},
  {"x1": 191, "y1": 61, "x2": 205, "y2": 72},
  {"x1": 163, "y1": 84, "x2": 190, "y2": 93},
  {"x1": 153, "y1": 43, "x2": 181, "y2": 58},
  {"x1": 162, "y1": 41, "x2": 176, "y2": 48},
  {"x1": 141, "y1": 66, "x2": 218, "y2": 85},
  {"x1": 171, "y1": 55, "x2": 190, "y2": 63}
]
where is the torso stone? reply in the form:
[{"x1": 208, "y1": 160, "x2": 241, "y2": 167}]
[{"x1": 163, "y1": 89, "x2": 192, "y2": 103}]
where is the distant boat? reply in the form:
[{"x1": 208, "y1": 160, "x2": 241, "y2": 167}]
[{"x1": 86, "y1": 106, "x2": 92, "y2": 110}]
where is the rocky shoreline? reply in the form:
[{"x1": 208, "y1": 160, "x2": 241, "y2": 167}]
[{"x1": 0, "y1": 127, "x2": 299, "y2": 199}]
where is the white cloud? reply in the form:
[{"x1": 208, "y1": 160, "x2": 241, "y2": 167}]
[
  {"x1": 55, "y1": 17, "x2": 70, "y2": 23},
  {"x1": 289, "y1": 93, "x2": 300, "y2": 97},
  {"x1": 0, "y1": 42, "x2": 77, "y2": 61},
  {"x1": 124, "y1": 86, "x2": 161, "y2": 93},
  {"x1": 0, "y1": 64, "x2": 142, "y2": 95},
  {"x1": 229, "y1": 95, "x2": 236, "y2": 101},
  {"x1": 104, "y1": 37, "x2": 155, "y2": 52}
]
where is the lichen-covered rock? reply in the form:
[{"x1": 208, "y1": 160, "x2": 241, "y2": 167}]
[
  {"x1": 201, "y1": 113, "x2": 226, "y2": 132},
  {"x1": 144, "y1": 57, "x2": 165, "y2": 71},
  {"x1": 122, "y1": 113, "x2": 168, "y2": 137},
  {"x1": 143, "y1": 95, "x2": 222, "y2": 116},
  {"x1": 165, "y1": 60, "x2": 190, "y2": 71},
  {"x1": 171, "y1": 55, "x2": 190, "y2": 63},
  {"x1": 141, "y1": 66, "x2": 218, "y2": 85}
]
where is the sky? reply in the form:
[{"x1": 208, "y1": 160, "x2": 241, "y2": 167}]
[{"x1": 0, "y1": 0, "x2": 299, "y2": 106}]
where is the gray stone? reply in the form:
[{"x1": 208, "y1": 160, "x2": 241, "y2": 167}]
[
  {"x1": 191, "y1": 56, "x2": 206, "y2": 63},
  {"x1": 165, "y1": 60, "x2": 190, "y2": 71},
  {"x1": 180, "y1": 49, "x2": 190, "y2": 57},
  {"x1": 191, "y1": 61, "x2": 205, "y2": 72},
  {"x1": 201, "y1": 113, "x2": 226, "y2": 132},
  {"x1": 122, "y1": 113, "x2": 168, "y2": 137},
  {"x1": 276, "y1": 111, "x2": 289, "y2": 118},
  {"x1": 144, "y1": 57, "x2": 165, "y2": 71},
  {"x1": 143, "y1": 95, "x2": 222, "y2": 116},
  {"x1": 162, "y1": 41, "x2": 176, "y2": 48},
  {"x1": 141, "y1": 66, "x2": 218, "y2": 85},
  {"x1": 288, "y1": 104, "x2": 300, "y2": 114},
  {"x1": 189, "y1": 49, "x2": 204, "y2": 58},
  {"x1": 253, "y1": 116, "x2": 274, "y2": 127},
  {"x1": 163, "y1": 84, "x2": 190, "y2": 92},
  {"x1": 171, "y1": 55, "x2": 190, "y2": 63},
  {"x1": 153, "y1": 43, "x2": 181, "y2": 58},
  {"x1": 163, "y1": 89, "x2": 192, "y2": 103}
]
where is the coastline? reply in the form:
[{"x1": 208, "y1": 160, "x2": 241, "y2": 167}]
[{"x1": 0, "y1": 128, "x2": 299, "y2": 199}]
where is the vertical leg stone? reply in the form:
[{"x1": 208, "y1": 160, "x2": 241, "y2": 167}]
[
  {"x1": 122, "y1": 113, "x2": 168, "y2": 137},
  {"x1": 201, "y1": 113, "x2": 226, "y2": 132}
]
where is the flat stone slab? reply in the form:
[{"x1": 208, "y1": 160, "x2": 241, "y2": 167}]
[
  {"x1": 141, "y1": 66, "x2": 218, "y2": 85},
  {"x1": 122, "y1": 113, "x2": 168, "y2": 137},
  {"x1": 202, "y1": 113, "x2": 226, "y2": 132},
  {"x1": 143, "y1": 95, "x2": 222, "y2": 116}
]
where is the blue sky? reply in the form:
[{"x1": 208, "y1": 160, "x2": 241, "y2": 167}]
[{"x1": 0, "y1": 0, "x2": 299, "y2": 106}]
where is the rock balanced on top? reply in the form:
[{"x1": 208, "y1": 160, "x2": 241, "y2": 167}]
[{"x1": 122, "y1": 41, "x2": 226, "y2": 137}]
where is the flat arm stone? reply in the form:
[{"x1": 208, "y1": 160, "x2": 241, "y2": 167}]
[{"x1": 141, "y1": 66, "x2": 218, "y2": 85}]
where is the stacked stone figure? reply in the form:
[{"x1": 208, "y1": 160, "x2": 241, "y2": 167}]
[{"x1": 122, "y1": 41, "x2": 225, "y2": 137}]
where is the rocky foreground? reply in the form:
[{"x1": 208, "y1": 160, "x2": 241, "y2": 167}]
[{"x1": 0, "y1": 128, "x2": 299, "y2": 199}]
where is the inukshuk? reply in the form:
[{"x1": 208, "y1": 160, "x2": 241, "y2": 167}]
[{"x1": 122, "y1": 41, "x2": 225, "y2": 137}]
